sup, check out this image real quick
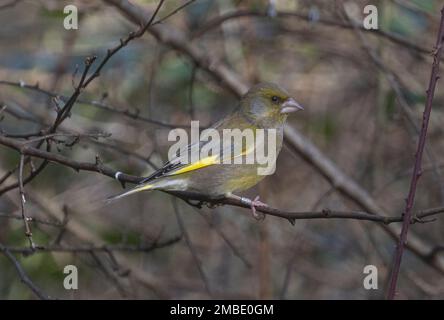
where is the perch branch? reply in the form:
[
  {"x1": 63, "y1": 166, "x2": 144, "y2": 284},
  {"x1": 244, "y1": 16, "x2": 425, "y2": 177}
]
[{"x1": 2, "y1": 134, "x2": 444, "y2": 226}]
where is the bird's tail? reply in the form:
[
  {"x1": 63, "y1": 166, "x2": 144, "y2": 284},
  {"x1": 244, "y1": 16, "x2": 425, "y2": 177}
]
[{"x1": 105, "y1": 183, "x2": 155, "y2": 203}]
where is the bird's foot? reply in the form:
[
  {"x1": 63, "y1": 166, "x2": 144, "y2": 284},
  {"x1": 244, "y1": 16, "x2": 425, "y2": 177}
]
[{"x1": 250, "y1": 195, "x2": 267, "y2": 221}]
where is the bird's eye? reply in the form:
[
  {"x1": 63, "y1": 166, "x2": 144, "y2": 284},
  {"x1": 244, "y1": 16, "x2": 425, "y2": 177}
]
[{"x1": 271, "y1": 96, "x2": 279, "y2": 103}]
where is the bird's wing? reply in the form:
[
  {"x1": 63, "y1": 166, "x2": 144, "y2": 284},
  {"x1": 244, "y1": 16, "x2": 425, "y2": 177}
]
[{"x1": 141, "y1": 113, "x2": 257, "y2": 183}]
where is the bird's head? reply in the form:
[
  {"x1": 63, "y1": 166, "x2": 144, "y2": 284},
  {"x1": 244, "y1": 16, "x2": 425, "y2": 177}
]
[{"x1": 240, "y1": 82, "x2": 303, "y2": 126}]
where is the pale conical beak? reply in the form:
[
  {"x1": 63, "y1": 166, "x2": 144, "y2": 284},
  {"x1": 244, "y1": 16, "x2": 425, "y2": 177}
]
[{"x1": 280, "y1": 98, "x2": 304, "y2": 114}]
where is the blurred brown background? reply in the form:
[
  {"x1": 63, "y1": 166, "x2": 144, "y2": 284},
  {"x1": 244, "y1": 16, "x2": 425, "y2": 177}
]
[{"x1": 0, "y1": 0, "x2": 444, "y2": 299}]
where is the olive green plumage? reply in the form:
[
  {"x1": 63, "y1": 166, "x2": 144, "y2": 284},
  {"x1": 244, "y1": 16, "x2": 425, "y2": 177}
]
[{"x1": 108, "y1": 82, "x2": 303, "y2": 201}]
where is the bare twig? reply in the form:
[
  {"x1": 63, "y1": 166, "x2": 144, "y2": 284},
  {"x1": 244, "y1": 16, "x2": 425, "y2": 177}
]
[
  {"x1": 0, "y1": 212, "x2": 62, "y2": 227},
  {"x1": 0, "y1": 153, "x2": 49, "y2": 196},
  {"x1": 19, "y1": 132, "x2": 110, "y2": 144},
  {"x1": 172, "y1": 198, "x2": 212, "y2": 296},
  {"x1": 4, "y1": 132, "x2": 444, "y2": 226},
  {"x1": 0, "y1": 80, "x2": 192, "y2": 129},
  {"x1": 341, "y1": 6, "x2": 444, "y2": 202},
  {"x1": 0, "y1": 163, "x2": 19, "y2": 185},
  {"x1": 0, "y1": 0, "x2": 167, "y2": 201},
  {"x1": 195, "y1": 209, "x2": 252, "y2": 268},
  {"x1": 26, "y1": 191, "x2": 170, "y2": 298},
  {"x1": 191, "y1": 9, "x2": 434, "y2": 57},
  {"x1": 0, "y1": 99, "x2": 159, "y2": 171},
  {"x1": 151, "y1": 0, "x2": 196, "y2": 26},
  {"x1": 18, "y1": 154, "x2": 35, "y2": 249},
  {"x1": 52, "y1": 205, "x2": 70, "y2": 245},
  {"x1": 98, "y1": 4, "x2": 444, "y2": 280},
  {"x1": 0, "y1": 135, "x2": 143, "y2": 183},
  {"x1": 103, "y1": 0, "x2": 249, "y2": 96},
  {"x1": 3, "y1": 236, "x2": 181, "y2": 255},
  {"x1": 0, "y1": 245, "x2": 51, "y2": 300},
  {"x1": 0, "y1": 0, "x2": 22, "y2": 10},
  {"x1": 0, "y1": 58, "x2": 97, "y2": 198},
  {"x1": 386, "y1": 6, "x2": 444, "y2": 300},
  {"x1": 50, "y1": 56, "x2": 97, "y2": 131},
  {"x1": 81, "y1": 0, "x2": 165, "y2": 89},
  {"x1": 427, "y1": 246, "x2": 444, "y2": 261}
]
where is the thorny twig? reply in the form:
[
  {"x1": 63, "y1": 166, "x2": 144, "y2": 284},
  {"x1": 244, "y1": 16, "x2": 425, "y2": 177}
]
[{"x1": 386, "y1": 6, "x2": 444, "y2": 300}]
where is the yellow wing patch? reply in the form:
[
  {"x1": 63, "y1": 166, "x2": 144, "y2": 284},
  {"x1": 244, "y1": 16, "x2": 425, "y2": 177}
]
[{"x1": 168, "y1": 155, "x2": 219, "y2": 176}]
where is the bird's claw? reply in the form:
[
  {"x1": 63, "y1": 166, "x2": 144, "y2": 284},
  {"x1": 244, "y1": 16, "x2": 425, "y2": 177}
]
[{"x1": 250, "y1": 195, "x2": 267, "y2": 221}]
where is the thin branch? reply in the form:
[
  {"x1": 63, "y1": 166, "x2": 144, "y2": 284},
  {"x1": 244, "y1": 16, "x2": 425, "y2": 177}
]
[
  {"x1": 151, "y1": 0, "x2": 196, "y2": 26},
  {"x1": 191, "y1": 9, "x2": 434, "y2": 57},
  {"x1": 103, "y1": 0, "x2": 249, "y2": 97},
  {"x1": 88, "y1": 250, "x2": 128, "y2": 298},
  {"x1": 0, "y1": 57, "x2": 95, "y2": 198},
  {"x1": 0, "y1": 163, "x2": 19, "y2": 185},
  {"x1": 3, "y1": 236, "x2": 181, "y2": 255},
  {"x1": 0, "y1": 134, "x2": 143, "y2": 184},
  {"x1": 1, "y1": 99, "x2": 159, "y2": 171},
  {"x1": 19, "y1": 132, "x2": 110, "y2": 144},
  {"x1": 0, "y1": 245, "x2": 51, "y2": 300},
  {"x1": 0, "y1": 0, "x2": 22, "y2": 10},
  {"x1": 99, "y1": 4, "x2": 444, "y2": 281},
  {"x1": 50, "y1": 56, "x2": 97, "y2": 131},
  {"x1": 172, "y1": 198, "x2": 212, "y2": 296},
  {"x1": 52, "y1": 205, "x2": 70, "y2": 245},
  {"x1": 284, "y1": 120, "x2": 444, "y2": 275},
  {"x1": 0, "y1": 153, "x2": 49, "y2": 196},
  {"x1": 0, "y1": 212, "x2": 62, "y2": 227},
  {"x1": 0, "y1": 80, "x2": 192, "y2": 129},
  {"x1": 206, "y1": 196, "x2": 444, "y2": 226},
  {"x1": 18, "y1": 154, "x2": 35, "y2": 249},
  {"x1": 279, "y1": 246, "x2": 299, "y2": 299},
  {"x1": 386, "y1": 6, "x2": 444, "y2": 300},
  {"x1": 81, "y1": 0, "x2": 165, "y2": 89},
  {"x1": 427, "y1": 246, "x2": 444, "y2": 261}
]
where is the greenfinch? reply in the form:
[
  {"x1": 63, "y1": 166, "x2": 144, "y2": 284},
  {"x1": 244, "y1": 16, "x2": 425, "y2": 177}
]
[{"x1": 108, "y1": 82, "x2": 303, "y2": 218}]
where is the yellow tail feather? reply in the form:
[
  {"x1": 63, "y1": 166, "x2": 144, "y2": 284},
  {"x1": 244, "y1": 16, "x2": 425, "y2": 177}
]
[{"x1": 106, "y1": 183, "x2": 154, "y2": 203}]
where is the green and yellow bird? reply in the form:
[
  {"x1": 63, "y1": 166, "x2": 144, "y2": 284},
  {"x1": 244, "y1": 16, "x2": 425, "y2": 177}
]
[{"x1": 108, "y1": 82, "x2": 303, "y2": 218}]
